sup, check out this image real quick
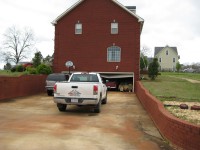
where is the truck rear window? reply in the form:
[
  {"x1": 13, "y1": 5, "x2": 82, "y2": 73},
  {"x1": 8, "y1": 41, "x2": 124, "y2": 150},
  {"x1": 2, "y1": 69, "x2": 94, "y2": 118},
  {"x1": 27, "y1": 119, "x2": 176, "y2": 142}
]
[
  {"x1": 47, "y1": 74, "x2": 68, "y2": 81},
  {"x1": 70, "y1": 74, "x2": 99, "y2": 82}
]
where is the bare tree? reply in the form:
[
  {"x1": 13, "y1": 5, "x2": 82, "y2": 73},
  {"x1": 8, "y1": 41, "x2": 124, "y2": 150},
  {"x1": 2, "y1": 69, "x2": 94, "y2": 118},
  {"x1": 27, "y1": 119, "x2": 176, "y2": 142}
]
[
  {"x1": 1, "y1": 26, "x2": 35, "y2": 64},
  {"x1": 140, "y1": 46, "x2": 151, "y2": 69},
  {"x1": 141, "y1": 46, "x2": 151, "y2": 57}
]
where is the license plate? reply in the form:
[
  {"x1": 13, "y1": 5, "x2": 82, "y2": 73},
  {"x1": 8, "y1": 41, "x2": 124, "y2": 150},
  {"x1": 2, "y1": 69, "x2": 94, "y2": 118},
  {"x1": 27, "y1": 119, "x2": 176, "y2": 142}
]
[{"x1": 71, "y1": 99, "x2": 78, "y2": 103}]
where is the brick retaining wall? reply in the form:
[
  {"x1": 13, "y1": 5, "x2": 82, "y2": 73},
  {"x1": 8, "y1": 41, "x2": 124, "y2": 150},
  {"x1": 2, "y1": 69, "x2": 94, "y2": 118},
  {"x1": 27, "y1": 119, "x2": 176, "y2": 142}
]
[
  {"x1": 0, "y1": 75, "x2": 47, "y2": 100},
  {"x1": 135, "y1": 81, "x2": 200, "y2": 150}
]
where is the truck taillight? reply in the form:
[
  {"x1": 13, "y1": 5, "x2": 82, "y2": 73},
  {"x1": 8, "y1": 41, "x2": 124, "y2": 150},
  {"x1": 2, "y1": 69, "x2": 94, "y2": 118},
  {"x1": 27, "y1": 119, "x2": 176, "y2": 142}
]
[
  {"x1": 54, "y1": 84, "x2": 57, "y2": 93},
  {"x1": 93, "y1": 85, "x2": 98, "y2": 95}
]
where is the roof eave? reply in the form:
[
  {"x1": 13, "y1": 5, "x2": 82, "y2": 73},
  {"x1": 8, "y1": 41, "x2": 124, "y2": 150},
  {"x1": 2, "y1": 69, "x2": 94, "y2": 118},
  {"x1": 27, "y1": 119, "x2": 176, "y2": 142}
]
[
  {"x1": 52, "y1": 0, "x2": 84, "y2": 26},
  {"x1": 52, "y1": 0, "x2": 145, "y2": 29},
  {"x1": 112, "y1": 0, "x2": 144, "y2": 22},
  {"x1": 111, "y1": 0, "x2": 144, "y2": 33},
  {"x1": 154, "y1": 46, "x2": 178, "y2": 56}
]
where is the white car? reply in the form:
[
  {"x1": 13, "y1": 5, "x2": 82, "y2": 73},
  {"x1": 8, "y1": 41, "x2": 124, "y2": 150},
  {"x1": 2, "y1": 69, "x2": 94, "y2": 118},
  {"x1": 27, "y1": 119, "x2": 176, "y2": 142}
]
[{"x1": 53, "y1": 72, "x2": 107, "y2": 113}]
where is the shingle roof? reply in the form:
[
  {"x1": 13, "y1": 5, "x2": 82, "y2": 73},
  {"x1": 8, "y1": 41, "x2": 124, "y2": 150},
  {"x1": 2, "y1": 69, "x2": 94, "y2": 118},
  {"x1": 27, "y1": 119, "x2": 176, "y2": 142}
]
[{"x1": 154, "y1": 46, "x2": 178, "y2": 56}]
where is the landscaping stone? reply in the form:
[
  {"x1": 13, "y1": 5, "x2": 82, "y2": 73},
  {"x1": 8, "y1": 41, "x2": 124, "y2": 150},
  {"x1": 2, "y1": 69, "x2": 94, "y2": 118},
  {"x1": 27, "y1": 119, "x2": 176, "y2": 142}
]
[
  {"x1": 163, "y1": 101, "x2": 200, "y2": 126},
  {"x1": 191, "y1": 105, "x2": 200, "y2": 110},
  {"x1": 180, "y1": 104, "x2": 189, "y2": 109}
]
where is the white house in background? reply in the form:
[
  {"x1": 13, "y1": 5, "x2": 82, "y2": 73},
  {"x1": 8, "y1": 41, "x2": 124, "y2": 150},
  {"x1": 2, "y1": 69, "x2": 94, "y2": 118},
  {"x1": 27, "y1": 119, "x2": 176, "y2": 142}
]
[{"x1": 154, "y1": 46, "x2": 180, "y2": 71}]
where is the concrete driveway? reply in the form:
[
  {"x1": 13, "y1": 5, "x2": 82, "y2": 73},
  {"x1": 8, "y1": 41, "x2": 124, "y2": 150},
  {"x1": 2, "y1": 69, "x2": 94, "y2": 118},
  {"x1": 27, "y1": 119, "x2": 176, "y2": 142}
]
[{"x1": 0, "y1": 92, "x2": 174, "y2": 150}]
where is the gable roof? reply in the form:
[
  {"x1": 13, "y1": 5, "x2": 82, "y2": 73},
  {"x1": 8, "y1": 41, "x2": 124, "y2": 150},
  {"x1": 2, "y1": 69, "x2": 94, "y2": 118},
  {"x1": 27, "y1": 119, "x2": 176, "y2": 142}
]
[
  {"x1": 52, "y1": 0, "x2": 84, "y2": 25},
  {"x1": 154, "y1": 46, "x2": 178, "y2": 56},
  {"x1": 52, "y1": 0, "x2": 144, "y2": 26}
]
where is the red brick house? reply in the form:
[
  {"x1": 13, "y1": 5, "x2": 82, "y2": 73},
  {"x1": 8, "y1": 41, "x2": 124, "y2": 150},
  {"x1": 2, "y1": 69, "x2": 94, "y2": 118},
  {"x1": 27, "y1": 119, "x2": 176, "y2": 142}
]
[{"x1": 52, "y1": 0, "x2": 144, "y2": 91}]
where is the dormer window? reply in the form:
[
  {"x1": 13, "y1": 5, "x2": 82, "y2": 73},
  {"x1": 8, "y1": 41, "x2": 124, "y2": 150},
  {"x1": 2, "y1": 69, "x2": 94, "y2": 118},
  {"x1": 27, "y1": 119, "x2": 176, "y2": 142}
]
[
  {"x1": 111, "y1": 22, "x2": 118, "y2": 34},
  {"x1": 75, "y1": 23, "x2": 82, "y2": 34}
]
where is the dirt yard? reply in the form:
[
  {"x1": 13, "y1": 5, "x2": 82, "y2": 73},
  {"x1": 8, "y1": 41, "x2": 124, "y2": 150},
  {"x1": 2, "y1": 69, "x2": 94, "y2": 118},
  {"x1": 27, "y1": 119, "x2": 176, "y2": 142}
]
[{"x1": 0, "y1": 92, "x2": 174, "y2": 150}]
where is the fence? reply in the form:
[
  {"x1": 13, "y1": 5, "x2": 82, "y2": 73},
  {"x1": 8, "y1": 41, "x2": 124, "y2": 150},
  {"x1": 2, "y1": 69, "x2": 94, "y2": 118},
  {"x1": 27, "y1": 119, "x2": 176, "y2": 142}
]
[
  {"x1": 135, "y1": 81, "x2": 200, "y2": 150},
  {"x1": 0, "y1": 75, "x2": 47, "y2": 100}
]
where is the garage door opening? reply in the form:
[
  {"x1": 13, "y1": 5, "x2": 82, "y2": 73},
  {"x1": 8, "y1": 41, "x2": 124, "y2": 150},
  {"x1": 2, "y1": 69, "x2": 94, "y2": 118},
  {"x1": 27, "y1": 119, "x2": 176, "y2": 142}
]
[{"x1": 100, "y1": 73, "x2": 134, "y2": 92}]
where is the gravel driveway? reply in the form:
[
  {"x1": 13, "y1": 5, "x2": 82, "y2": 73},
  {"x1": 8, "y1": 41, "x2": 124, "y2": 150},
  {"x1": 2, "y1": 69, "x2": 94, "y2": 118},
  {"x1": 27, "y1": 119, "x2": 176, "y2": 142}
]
[{"x1": 0, "y1": 92, "x2": 174, "y2": 150}]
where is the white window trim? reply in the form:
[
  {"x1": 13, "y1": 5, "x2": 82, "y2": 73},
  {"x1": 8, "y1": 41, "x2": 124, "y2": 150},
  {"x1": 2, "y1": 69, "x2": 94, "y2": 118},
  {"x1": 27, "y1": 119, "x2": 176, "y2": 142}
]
[
  {"x1": 111, "y1": 23, "x2": 118, "y2": 34},
  {"x1": 107, "y1": 46, "x2": 121, "y2": 62},
  {"x1": 75, "y1": 23, "x2": 82, "y2": 34}
]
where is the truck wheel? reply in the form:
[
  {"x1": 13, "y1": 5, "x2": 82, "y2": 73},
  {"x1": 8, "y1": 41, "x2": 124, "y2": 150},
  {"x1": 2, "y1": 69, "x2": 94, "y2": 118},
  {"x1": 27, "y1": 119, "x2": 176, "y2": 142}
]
[
  {"x1": 47, "y1": 90, "x2": 53, "y2": 96},
  {"x1": 94, "y1": 99, "x2": 101, "y2": 113},
  {"x1": 57, "y1": 103, "x2": 67, "y2": 112},
  {"x1": 102, "y1": 93, "x2": 107, "y2": 104}
]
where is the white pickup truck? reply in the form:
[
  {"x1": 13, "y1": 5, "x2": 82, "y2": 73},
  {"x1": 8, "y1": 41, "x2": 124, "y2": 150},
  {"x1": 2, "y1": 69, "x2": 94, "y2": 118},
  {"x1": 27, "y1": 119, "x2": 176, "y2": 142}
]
[{"x1": 53, "y1": 72, "x2": 107, "y2": 113}]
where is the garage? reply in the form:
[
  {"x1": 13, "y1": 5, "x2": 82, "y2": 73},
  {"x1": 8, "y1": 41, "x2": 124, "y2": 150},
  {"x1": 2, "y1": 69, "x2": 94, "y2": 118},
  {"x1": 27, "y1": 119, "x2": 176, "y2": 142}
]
[
  {"x1": 100, "y1": 72, "x2": 134, "y2": 92},
  {"x1": 62, "y1": 71, "x2": 135, "y2": 92}
]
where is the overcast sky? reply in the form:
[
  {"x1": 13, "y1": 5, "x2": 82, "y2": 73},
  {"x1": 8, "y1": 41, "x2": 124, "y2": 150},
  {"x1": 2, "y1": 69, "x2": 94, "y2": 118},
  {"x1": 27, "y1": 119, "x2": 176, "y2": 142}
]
[{"x1": 0, "y1": 0, "x2": 200, "y2": 68}]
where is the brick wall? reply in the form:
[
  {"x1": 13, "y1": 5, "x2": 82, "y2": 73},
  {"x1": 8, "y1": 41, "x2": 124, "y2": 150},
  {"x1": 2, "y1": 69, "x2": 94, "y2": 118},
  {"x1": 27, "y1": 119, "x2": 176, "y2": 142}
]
[
  {"x1": 135, "y1": 81, "x2": 200, "y2": 150},
  {"x1": 0, "y1": 75, "x2": 47, "y2": 100}
]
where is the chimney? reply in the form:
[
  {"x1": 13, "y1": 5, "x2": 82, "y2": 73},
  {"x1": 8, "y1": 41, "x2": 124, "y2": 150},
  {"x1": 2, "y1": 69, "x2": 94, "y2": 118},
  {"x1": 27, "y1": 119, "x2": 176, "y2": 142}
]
[{"x1": 126, "y1": 6, "x2": 136, "y2": 13}]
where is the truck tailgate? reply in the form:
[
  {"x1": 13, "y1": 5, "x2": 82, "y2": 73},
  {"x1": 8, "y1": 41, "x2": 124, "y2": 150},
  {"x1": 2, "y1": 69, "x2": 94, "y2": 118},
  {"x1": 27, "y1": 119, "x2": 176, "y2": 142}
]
[{"x1": 56, "y1": 82, "x2": 98, "y2": 98}]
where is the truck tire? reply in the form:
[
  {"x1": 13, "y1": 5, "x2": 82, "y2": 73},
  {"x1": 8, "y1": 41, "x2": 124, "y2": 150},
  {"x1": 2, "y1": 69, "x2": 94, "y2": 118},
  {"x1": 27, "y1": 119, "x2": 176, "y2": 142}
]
[
  {"x1": 47, "y1": 90, "x2": 53, "y2": 96},
  {"x1": 94, "y1": 96, "x2": 102, "y2": 113},
  {"x1": 57, "y1": 103, "x2": 67, "y2": 112},
  {"x1": 102, "y1": 92, "x2": 107, "y2": 104},
  {"x1": 94, "y1": 101, "x2": 101, "y2": 113}
]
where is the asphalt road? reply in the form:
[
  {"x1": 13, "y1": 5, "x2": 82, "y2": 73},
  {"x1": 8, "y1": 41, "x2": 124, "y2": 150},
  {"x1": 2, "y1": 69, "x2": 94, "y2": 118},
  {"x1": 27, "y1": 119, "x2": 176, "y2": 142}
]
[{"x1": 0, "y1": 92, "x2": 174, "y2": 150}]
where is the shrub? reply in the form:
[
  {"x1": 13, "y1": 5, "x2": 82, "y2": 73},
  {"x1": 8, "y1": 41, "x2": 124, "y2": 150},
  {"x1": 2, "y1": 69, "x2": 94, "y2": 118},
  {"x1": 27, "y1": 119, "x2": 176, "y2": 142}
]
[
  {"x1": 36, "y1": 64, "x2": 52, "y2": 75},
  {"x1": 32, "y1": 51, "x2": 43, "y2": 67},
  {"x1": 176, "y1": 61, "x2": 181, "y2": 72},
  {"x1": 4, "y1": 63, "x2": 12, "y2": 70},
  {"x1": 11, "y1": 67, "x2": 16, "y2": 72},
  {"x1": 148, "y1": 58, "x2": 159, "y2": 80},
  {"x1": 16, "y1": 65, "x2": 24, "y2": 72},
  {"x1": 26, "y1": 67, "x2": 37, "y2": 74}
]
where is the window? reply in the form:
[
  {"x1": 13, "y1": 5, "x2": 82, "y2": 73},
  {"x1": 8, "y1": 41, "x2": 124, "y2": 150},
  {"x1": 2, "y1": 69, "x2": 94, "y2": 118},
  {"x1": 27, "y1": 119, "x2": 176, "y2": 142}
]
[
  {"x1": 75, "y1": 23, "x2": 82, "y2": 34},
  {"x1": 159, "y1": 58, "x2": 162, "y2": 62},
  {"x1": 166, "y1": 50, "x2": 168, "y2": 55},
  {"x1": 70, "y1": 74, "x2": 99, "y2": 82},
  {"x1": 111, "y1": 23, "x2": 118, "y2": 34},
  {"x1": 107, "y1": 46, "x2": 121, "y2": 62},
  {"x1": 173, "y1": 58, "x2": 176, "y2": 63},
  {"x1": 47, "y1": 74, "x2": 68, "y2": 81}
]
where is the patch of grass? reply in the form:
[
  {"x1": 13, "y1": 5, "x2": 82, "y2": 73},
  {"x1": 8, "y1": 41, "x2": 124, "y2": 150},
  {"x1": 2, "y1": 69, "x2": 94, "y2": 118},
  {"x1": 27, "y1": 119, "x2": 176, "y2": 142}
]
[
  {"x1": 142, "y1": 74, "x2": 200, "y2": 102},
  {"x1": 142, "y1": 72, "x2": 200, "y2": 125},
  {"x1": 161, "y1": 72, "x2": 200, "y2": 81},
  {"x1": 0, "y1": 70, "x2": 27, "y2": 76}
]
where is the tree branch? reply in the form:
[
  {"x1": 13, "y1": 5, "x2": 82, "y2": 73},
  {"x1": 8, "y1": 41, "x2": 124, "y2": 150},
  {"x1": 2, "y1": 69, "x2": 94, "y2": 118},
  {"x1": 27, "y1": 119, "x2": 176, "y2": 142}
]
[{"x1": 1, "y1": 26, "x2": 35, "y2": 64}]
